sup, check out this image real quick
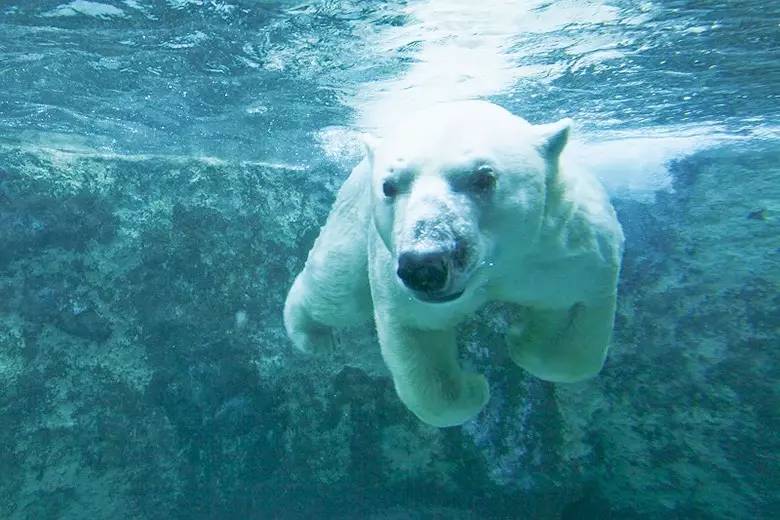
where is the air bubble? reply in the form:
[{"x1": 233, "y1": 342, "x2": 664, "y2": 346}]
[{"x1": 235, "y1": 310, "x2": 248, "y2": 329}]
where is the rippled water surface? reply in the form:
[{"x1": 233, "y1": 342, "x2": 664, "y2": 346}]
[{"x1": 3, "y1": 1, "x2": 778, "y2": 159}]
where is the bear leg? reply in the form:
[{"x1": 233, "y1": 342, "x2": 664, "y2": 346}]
[
  {"x1": 377, "y1": 323, "x2": 489, "y2": 427},
  {"x1": 283, "y1": 272, "x2": 339, "y2": 354},
  {"x1": 507, "y1": 296, "x2": 616, "y2": 383},
  {"x1": 283, "y1": 159, "x2": 374, "y2": 354}
]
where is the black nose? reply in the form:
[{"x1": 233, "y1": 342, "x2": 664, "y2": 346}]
[{"x1": 397, "y1": 250, "x2": 449, "y2": 293}]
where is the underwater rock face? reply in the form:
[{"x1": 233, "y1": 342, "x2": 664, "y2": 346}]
[
  {"x1": 559, "y1": 146, "x2": 780, "y2": 518},
  {"x1": 0, "y1": 143, "x2": 777, "y2": 518}
]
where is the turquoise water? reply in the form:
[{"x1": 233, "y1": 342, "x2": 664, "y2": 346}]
[{"x1": 0, "y1": 1, "x2": 778, "y2": 518}]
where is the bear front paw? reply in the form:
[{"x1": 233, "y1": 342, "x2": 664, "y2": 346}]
[
  {"x1": 288, "y1": 320, "x2": 336, "y2": 355},
  {"x1": 401, "y1": 371, "x2": 490, "y2": 428},
  {"x1": 283, "y1": 296, "x2": 337, "y2": 355},
  {"x1": 462, "y1": 372, "x2": 491, "y2": 418}
]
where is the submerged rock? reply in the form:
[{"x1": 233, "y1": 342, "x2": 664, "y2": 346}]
[{"x1": 0, "y1": 143, "x2": 777, "y2": 518}]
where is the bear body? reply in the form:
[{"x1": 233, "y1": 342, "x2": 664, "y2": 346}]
[{"x1": 284, "y1": 100, "x2": 624, "y2": 427}]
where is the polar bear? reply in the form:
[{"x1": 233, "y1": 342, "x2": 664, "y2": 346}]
[{"x1": 284, "y1": 100, "x2": 624, "y2": 427}]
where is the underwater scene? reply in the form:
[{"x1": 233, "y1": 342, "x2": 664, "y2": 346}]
[{"x1": 0, "y1": 0, "x2": 778, "y2": 518}]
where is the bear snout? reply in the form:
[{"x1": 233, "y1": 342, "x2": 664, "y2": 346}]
[{"x1": 397, "y1": 249, "x2": 451, "y2": 294}]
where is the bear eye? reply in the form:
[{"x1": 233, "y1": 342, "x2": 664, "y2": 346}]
[
  {"x1": 382, "y1": 179, "x2": 399, "y2": 198},
  {"x1": 470, "y1": 166, "x2": 496, "y2": 192}
]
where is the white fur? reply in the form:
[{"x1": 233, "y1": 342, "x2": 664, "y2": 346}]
[{"x1": 284, "y1": 100, "x2": 624, "y2": 427}]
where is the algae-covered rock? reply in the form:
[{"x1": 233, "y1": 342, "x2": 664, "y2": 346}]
[
  {"x1": 0, "y1": 142, "x2": 777, "y2": 518},
  {"x1": 556, "y1": 145, "x2": 780, "y2": 518}
]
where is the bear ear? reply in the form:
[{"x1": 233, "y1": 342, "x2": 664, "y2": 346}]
[
  {"x1": 535, "y1": 118, "x2": 572, "y2": 161},
  {"x1": 361, "y1": 133, "x2": 381, "y2": 167}
]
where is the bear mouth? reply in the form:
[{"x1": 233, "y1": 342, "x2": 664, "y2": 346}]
[{"x1": 411, "y1": 288, "x2": 465, "y2": 304}]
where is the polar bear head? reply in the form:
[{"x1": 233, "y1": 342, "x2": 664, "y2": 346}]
[{"x1": 366, "y1": 100, "x2": 570, "y2": 303}]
